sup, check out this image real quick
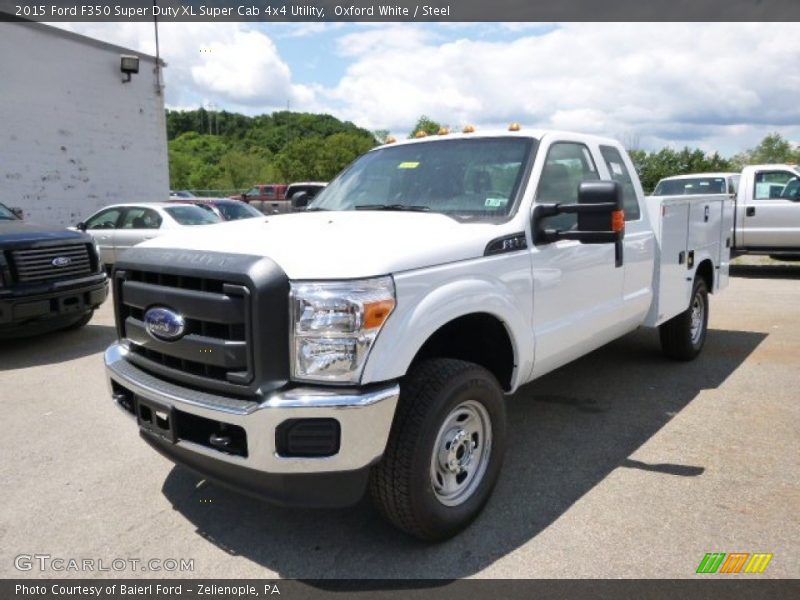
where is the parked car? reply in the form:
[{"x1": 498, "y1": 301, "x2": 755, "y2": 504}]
[
  {"x1": 654, "y1": 173, "x2": 740, "y2": 196},
  {"x1": 285, "y1": 181, "x2": 328, "y2": 209},
  {"x1": 0, "y1": 202, "x2": 107, "y2": 338},
  {"x1": 168, "y1": 197, "x2": 263, "y2": 221},
  {"x1": 78, "y1": 202, "x2": 220, "y2": 266},
  {"x1": 233, "y1": 184, "x2": 289, "y2": 214},
  {"x1": 654, "y1": 164, "x2": 800, "y2": 257},
  {"x1": 105, "y1": 128, "x2": 730, "y2": 541},
  {"x1": 169, "y1": 190, "x2": 197, "y2": 199}
]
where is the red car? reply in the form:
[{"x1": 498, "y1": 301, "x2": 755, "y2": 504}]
[{"x1": 232, "y1": 184, "x2": 290, "y2": 214}]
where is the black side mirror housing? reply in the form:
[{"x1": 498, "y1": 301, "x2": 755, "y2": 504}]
[
  {"x1": 533, "y1": 180, "x2": 625, "y2": 245},
  {"x1": 291, "y1": 191, "x2": 310, "y2": 209},
  {"x1": 76, "y1": 221, "x2": 87, "y2": 231}
]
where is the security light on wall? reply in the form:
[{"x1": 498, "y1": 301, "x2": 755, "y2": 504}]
[{"x1": 120, "y1": 55, "x2": 140, "y2": 83}]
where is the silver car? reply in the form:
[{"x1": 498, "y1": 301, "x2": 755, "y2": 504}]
[{"x1": 78, "y1": 202, "x2": 220, "y2": 266}]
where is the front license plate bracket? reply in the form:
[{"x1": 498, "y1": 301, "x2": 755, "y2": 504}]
[{"x1": 135, "y1": 397, "x2": 176, "y2": 443}]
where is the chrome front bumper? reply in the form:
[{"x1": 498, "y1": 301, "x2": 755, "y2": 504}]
[{"x1": 104, "y1": 343, "x2": 399, "y2": 475}]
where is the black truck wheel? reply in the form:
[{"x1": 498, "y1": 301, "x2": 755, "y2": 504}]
[
  {"x1": 369, "y1": 358, "x2": 506, "y2": 541},
  {"x1": 660, "y1": 277, "x2": 709, "y2": 360}
]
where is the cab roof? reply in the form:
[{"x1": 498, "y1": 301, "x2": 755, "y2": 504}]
[{"x1": 375, "y1": 129, "x2": 624, "y2": 150}]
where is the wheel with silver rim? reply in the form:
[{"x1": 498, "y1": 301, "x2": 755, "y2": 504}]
[
  {"x1": 660, "y1": 276, "x2": 709, "y2": 360},
  {"x1": 689, "y1": 291, "x2": 706, "y2": 346},
  {"x1": 370, "y1": 358, "x2": 507, "y2": 541},
  {"x1": 430, "y1": 400, "x2": 493, "y2": 507}
]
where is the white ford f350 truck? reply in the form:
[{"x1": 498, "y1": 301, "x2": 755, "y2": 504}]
[
  {"x1": 105, "y1": 129, "x2": 731, "y2": 540},
  {"x1": 654, "y1": 164, "x2": 800, "y2": 258}
]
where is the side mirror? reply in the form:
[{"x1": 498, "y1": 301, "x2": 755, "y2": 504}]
[
  {"x1": 533, "y1": 180, "x2": 625, "y2": 245},
  {"x1": 240, "y1": 194, "x2": 248, "y2": 202},
  {"x1": 11, "y1": 207, "x2": 24, "y2": 219},
  {"x1": 291, "y1": 191, "x2": 309, "y2": 209},
  {"x1": 76, "y1": 221, "x2": 87, "y2": 231}
]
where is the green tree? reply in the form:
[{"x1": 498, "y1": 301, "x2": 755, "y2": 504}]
[
  {"x1": 409, "y1": 115, "x2": 443, "y2": 138},
  {"x1": 730, "y1": 133, "x2": 800, "y2": 169}
]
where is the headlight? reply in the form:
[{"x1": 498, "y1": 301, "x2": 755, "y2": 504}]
[
  {"x1": 290, "y1": 276, "x2": 396, "y2": 383},
  {"x1": 90, "y1": 239, "x2": 104, "y2": 271}
]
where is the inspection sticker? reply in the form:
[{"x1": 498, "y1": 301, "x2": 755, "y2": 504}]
[
  {"x1": 397, "y1": 161, "x2": 420, "y2": 169},
  {"x1": 485, "y1": 197, "x2": 508, "y2": 208}
]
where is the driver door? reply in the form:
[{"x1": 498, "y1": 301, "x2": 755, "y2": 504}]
[
  {"x1": 84, "y1": 207, "x2": 124, "y2": 265},
  {"x1": 529, "y1": 138, "x2": 626, "y2": 378},
  {"x1": 742, "y1": 169, "x2": 800, "y2": 248}
]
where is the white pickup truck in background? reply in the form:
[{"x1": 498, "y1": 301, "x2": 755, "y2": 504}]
[
  {"x1": 653, "y1": 164, "x2": 800, "y2": 258},
  {"x1": 105, "y1": 129, "x2": 731, "y2": 541}
]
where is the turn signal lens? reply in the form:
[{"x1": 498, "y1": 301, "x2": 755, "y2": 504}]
[
  {"x1": 463, "y1": 125, "x2": 475, "y2": 133},
  {"x1": 364, "y1": 299, "x2": 396, "y2": 329},
  {"x1": 508, "y1": 122, "x2": 521, "y2": 131},
  {"x1": 438, "y1": 127, "x2": 450, "y2": 135},
  {"x1": 415, "y1": 131, "x2": 428, "y2": 138},
  {"x1": 611, "y1": 209, "x2": 625, "y2": 232},
  {"x1": 384, "y1": 136, "x2": 396, "y2": 144}
]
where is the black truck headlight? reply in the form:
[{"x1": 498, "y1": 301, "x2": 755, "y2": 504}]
[{"x1": 290, "y1": 276, "x2": 395, "y2": 383}]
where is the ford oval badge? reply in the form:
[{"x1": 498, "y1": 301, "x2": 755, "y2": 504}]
[
  {"x1": 144, "y1": 306, "x2": 186, "y2": 341},
  {"x1": 51, "y1": 256, "x2": 72, "y2": 267}
]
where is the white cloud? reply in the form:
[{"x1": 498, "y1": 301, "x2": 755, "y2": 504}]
[
  {"x1": 46, "y1": 22, "x2": 800, "y2": 154},
  {"x1": 50, "y1": 22, "x2": 313, "y2": 112},
  {"x1": 320, "y1": 23, "x2": 800, "y2": 153}
]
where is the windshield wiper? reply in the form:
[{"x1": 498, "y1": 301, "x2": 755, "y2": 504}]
[
  {"x1": 355, "y1": 204, "x2": 431, "y2": 212},
  {"x1": 304, "y1": 207, "x2": 328, "y2": 212}
]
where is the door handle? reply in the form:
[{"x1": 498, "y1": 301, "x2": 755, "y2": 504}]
[
  {"x1": 746, "y1": 207, "x2": 756, "y2": 217},
  {"x1": 704, "y1": 205, "x2": 709, "y2": 222}
]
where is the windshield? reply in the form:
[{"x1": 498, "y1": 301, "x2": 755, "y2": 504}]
[
  {"x1": 164, "y1": 205, "x2": 221, "y2": 226},
  {"x1": 654, "y1": 177, "x2": 729, "y2": 195},
  {"x1": 0, "y1": 203, "x2": 18, "y2": 220},
  {"x1": 309, "y1": 137, "x2": 536, "y2": 221},
  {"x1": 215, "y1": 201, "x2": 263, "y2": 220}
]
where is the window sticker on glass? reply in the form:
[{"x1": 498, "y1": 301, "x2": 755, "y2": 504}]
[
  {"x1": 610, "y1": 162, "x2": 623, "y2": 176},
  {"x1": 485, "y1": 197, "x2": 508, "y2": 208},
  {"x1": 397, "y1": 161, "x2": 420, "y2": 169}
]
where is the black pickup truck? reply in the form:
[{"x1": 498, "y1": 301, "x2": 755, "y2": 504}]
[{"x1": 0, "y1": 203, "x2": 108, "y2": 338}]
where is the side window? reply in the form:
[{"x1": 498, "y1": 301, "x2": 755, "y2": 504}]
[
  {"x1": 86, "y1": 208, "x2": 122, "y2": 230},
  {"x1": 536, "y1": 142, "x2": 600, "y2": 230},
  {"x1": 264, "y1": 186, "x2": 276, "y2": 199},
  {"x1": 599, "y1": 145, "x2": 641, "y2": 221},
  {"x1": 120, "y1": 208, "x2": 162, "y2": 229},
  {"x1": 754, "y1": 171, "x2": 798, "y2": 200}
]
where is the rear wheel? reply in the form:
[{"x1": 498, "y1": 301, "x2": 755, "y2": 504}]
[
  {"x1": 660, "y1": 278, "x2": 708, "y2": 360},
  {"x1": 369, "y1": 358, "x2": 506, "y2": 541}
]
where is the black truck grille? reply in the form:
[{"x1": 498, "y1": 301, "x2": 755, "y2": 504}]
[
  {"x1": 113, "y1": 247, "x2": 291, "y2": 398},
  {"x1": 115, "y1": 269, "x2": 253, "y2": 393},
  {"x1": 10, "y1": 243, "x2": 93, "y2": 282}
]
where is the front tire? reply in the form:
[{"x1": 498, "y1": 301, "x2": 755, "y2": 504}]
[
  {"x1": 659, "y1": 277, "x2": 709, "y2": 360},
  {"x1": 369, "y1": 358, "x2": 506, "y2": 541}
]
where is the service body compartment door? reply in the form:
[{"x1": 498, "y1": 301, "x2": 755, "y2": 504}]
[
  {"x1": 644, "y1": 197, "x2": 691, "y2": 326},
  {"x1": 717, "y1": 197, "x2": 735, "y2": 290}
]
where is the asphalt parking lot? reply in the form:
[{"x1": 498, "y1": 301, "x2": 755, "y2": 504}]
[{"x1": 1, "y1": 258, "x2": 798, "y2": 579}]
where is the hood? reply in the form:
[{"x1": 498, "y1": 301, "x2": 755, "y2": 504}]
[
  {"x1": 138, "y1": 211, "x2": 509, "y2": 279},
  {"x1": 0, "y1": 220, "x2": 88, "y2": 246}
]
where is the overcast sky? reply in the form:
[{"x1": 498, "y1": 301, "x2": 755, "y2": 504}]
[{"x1": 53, "y1": 22, "x2": 800, "y2": 156}]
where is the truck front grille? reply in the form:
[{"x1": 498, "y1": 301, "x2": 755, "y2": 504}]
[
  {"x1": 10, "y1": 243, "x2": 93, "y2": 282},
  {"x1": 115, "y1": 269, "x2": 253, "y2": 394}
]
